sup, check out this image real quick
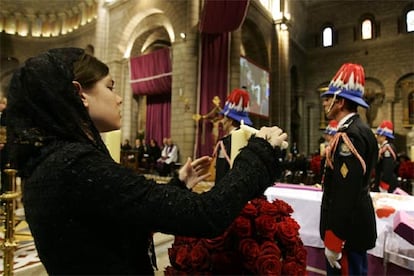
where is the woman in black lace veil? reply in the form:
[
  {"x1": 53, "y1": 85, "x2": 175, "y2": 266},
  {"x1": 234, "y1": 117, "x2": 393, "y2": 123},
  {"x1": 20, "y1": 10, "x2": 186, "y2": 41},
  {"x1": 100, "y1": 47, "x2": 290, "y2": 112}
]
[
  {"x1": 6, "y1": 48, "x2": 288, "y2": 275},
  {"x1": 7, "y1": 48, "x2": 108, "y2": 170}
]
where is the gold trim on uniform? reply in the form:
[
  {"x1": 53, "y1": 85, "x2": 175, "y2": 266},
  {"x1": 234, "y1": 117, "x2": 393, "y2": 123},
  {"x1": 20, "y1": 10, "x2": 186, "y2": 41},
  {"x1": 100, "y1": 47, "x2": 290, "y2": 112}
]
[{"x1": 340, "y1": 163, "x2": 349, "y2": 178}]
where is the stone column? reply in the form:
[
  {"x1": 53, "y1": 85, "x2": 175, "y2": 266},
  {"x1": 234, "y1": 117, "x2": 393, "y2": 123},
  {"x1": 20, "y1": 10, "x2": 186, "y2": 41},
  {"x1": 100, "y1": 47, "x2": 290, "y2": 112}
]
[{"x1": 170, "y1": 0, "x2": 200, "y2": 160}]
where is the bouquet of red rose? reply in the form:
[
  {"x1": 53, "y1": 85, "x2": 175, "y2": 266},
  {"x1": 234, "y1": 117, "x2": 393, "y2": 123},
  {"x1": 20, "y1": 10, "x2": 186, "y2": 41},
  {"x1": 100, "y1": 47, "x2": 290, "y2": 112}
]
[{"x1": 165, "y1": 196, "x2": 307, "y2": 275}]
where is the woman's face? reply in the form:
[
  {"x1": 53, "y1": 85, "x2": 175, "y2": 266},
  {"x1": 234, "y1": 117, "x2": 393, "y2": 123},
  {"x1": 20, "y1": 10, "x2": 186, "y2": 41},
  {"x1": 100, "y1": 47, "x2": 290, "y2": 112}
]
[{"x1": 80, "y1": 74, "x2": 122, "y2": 132}]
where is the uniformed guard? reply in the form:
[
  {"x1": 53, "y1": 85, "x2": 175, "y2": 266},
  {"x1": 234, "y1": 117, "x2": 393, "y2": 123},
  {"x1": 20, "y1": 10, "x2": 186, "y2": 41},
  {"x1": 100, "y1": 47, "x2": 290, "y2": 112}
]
[
  {"x1": 373, "y1": 120, "x2": 398, "y2": 193},
  {"x1": 213, "y1": 88, "x2": 252, "y2": 184},
  {"x1": 320, "y1": 63, "x2": 378, "y2": 276}
]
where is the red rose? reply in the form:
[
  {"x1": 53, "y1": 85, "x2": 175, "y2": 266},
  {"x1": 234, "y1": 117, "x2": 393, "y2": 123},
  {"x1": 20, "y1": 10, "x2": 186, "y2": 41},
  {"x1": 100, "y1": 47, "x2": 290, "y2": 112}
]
[
  {"x1": 211, "y1": 251, "x2": 243, "y2": 274},
  {"x1": 292, "y1": 243, "x2": 307, "y2": 265},
  {"x1": 174, "y1": 236, "x2": 199, "y2": 246},
  {"x1": 202, "y1": 232, "x2": 227, "y2": 250},
  {"x1": 164, "y1": 266, "x2": 188, "y2": 276},
  {"x1": 256, "y1": 254, "x2": 282, "y2": 275},
  {"x1": 283, "y1": 257, "x2": 306, "y2": 276},
  {"x1": 190, "y1": 242, "x2": 211, "y2": 271},
  {"x1": 167, "y1": 196, "x2": 306, "y2": 275},
  {"x1": 258, "y1": 199, "x2": 280, "y2": 216},
  {"x1": 170, "y1": 245, "x2": 192, "y2": 270},
  {"x1": 260, "y1": 241, "x2": 282, "y2": 259},
  {"x1": 232, "y1": 216, "x2": 252, "y2": 238},
  {"x1": 255, "y1": 214, "x2": 278, "y2": 239},
  {"x1": 273, "y1": 199, "x2": 294, "y2": 215},
  {"x1": 277, "y1": 218, "x2": 300, "y2": 245},
  {"x1": 239, "y1": 238, "x2": 260, "y2": 270},
  {"x1": 241, "y1": 201, "x2": 258, "y2": 217}
]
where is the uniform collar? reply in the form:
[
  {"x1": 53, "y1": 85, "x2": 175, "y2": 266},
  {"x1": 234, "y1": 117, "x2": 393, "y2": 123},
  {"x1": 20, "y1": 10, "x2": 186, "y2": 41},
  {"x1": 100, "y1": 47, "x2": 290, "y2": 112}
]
[{"x1": 337, "y1": 113, "x2": 358, "y2": 131}]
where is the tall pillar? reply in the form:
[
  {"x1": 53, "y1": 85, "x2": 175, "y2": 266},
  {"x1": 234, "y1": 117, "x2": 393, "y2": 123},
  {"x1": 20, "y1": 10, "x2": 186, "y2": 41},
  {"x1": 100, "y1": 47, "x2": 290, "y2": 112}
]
[
  {"x1": 271, "y1": 23, "x2": 290, "y2": 134},
  {"x1": 170, "y1": 0, "x2": 200, "y2": 160}
]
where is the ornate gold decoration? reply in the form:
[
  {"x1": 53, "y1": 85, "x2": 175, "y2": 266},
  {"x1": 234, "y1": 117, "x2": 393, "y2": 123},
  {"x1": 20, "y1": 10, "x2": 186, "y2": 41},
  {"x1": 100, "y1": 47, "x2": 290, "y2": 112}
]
[
  {"x1": 193, "y1": 96, "x2": 222, "y2": 146},
  {"x1": 1, "y1": 167, "x2": 21, "y2": 275},
  {"x1": 340, "y1": 163, "x2": 349, "y2": 178}
]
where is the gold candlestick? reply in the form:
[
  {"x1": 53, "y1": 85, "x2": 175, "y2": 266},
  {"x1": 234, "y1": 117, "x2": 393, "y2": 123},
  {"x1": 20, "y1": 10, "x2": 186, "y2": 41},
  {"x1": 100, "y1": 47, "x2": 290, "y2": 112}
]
[{"x1": 1, "y1": 168, "x2": 20, "y2": 276}]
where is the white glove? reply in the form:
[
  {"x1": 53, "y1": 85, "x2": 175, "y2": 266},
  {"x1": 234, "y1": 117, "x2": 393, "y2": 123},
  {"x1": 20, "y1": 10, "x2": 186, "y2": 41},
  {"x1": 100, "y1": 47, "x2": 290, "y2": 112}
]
[
  {"x1": 379, "y1": 186, "x2": 388, "y2": 193},
  {"x1": 246, "y1": 125, "x2": 288, "y2": 149},
  {"x1": 324, "y1": 247, "x2": 342, "y2": 269}
]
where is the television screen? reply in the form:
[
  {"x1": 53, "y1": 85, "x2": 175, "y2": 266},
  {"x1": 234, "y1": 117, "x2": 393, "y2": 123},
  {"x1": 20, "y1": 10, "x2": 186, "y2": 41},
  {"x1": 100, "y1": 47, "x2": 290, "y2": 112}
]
[{"x1": 240, "y1": 56, "x2": 270, "y2": 117}]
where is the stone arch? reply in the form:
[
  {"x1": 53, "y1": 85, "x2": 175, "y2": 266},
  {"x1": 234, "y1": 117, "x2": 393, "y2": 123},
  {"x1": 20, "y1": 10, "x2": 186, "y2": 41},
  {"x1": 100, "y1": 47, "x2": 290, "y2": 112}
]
[
  {"x1": 118, "y1": 9, "x2": 175, "y2": 59},
  {"x1": 115, "y1": 9, "x2": 175, "y2": 144},
  {"x1": 396, "y1": 73, "x2": 414, "y2": 126},
  {"x1": 363, "y1": 77, "x2": 385, "y2": 127}
]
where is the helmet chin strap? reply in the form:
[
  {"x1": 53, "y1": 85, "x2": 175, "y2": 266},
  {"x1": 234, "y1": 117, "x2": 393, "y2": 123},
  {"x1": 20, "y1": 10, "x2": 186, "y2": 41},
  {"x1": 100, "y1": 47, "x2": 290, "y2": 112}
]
[{"x1": 325, "y1": 91, "x2": 340, "y2": 116}]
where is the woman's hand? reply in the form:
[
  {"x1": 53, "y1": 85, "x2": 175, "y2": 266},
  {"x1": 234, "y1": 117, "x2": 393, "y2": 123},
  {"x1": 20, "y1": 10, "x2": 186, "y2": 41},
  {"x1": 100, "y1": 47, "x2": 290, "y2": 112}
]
[
  {"x1": 255, "y1": 126, "x2": 288, "y2": 149},
  {"x1": 178, "y1": 156, "x2": 212, "y2": 190}
]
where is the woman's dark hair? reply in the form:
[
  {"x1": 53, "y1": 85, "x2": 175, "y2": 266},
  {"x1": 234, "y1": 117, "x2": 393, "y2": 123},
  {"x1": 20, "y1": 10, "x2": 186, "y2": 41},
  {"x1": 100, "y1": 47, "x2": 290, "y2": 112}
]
[
  {"x1": 6, "y1": 48, "x2": 110, "y2": 172},
  {"x1": 73, "y1": 54, "x2": 109, "y2": 89}
]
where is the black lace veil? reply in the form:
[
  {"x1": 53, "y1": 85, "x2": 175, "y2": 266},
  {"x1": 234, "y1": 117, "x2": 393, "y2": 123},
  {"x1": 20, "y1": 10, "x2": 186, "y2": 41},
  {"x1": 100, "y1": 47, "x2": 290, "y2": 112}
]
[{"x1": 6, "y1": 47, "x2": 110, "y2": 171}]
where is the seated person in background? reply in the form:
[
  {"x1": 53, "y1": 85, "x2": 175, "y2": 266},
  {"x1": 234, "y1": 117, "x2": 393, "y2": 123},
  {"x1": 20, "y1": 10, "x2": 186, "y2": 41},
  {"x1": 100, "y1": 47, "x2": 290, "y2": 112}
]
[
  {"x1": 147, "y1": 138, "x2": 161, "y2": 171},
  {"x1": 133, "y1": 138, "x2": 148, "y2": 166},
  {"x1": 156, "y1": 137, "x2": 178, "y2": 176},
  {"x1": 121, "y1": 139, "x2": 132, "y2": 150},
  {"x1": 133, "y1": 138, "x2": 142, "y2": 151}
]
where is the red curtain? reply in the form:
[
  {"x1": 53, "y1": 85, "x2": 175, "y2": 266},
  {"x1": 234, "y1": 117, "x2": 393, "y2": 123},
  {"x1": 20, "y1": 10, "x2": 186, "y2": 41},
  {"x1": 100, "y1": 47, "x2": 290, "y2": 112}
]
[
  {"x1": 129, "y1": 47, "x2": 172, "y2": 96},
  {"x1": 196, "y1": 0, "x2": 249, "y2": 157},
  {"x1": 130, "y1": 47, "x2": 172, "y2": 144},
  {"x1": 197, "y1": 33, "x2": 229, "y2": 157},
  {"x1": 199, "y1": 0, "x2": 250, "y2": 34},
  {"x1": 145, "y1": 94, "x2": 171, "y2": 147}
]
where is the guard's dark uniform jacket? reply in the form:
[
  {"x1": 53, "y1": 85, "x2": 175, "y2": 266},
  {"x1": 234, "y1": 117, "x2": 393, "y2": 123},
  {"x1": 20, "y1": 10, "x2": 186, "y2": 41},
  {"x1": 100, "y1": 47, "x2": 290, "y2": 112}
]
[
  {"x1": 374, "y1": 141, "x2": 398, "y2": 193},
  {"x1": 320, "y1": 114, "x2": 378, "y2": 252}
]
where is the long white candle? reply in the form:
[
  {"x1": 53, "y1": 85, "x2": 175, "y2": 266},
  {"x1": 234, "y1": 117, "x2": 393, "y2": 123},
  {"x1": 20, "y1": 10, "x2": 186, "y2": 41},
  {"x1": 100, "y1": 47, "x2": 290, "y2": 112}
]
[
  {"x1": 231, "y1": 124, "x2": 289, "y2": 167},
  {"x1": 230, "y1": 129, "x2": 248, "y2": 168},
  {"x1": 410, "y1": 145, "x2": 414, "y2": 163},
  {"x1": 102, "y1": 130, "x2": 121, "y2": 163}
]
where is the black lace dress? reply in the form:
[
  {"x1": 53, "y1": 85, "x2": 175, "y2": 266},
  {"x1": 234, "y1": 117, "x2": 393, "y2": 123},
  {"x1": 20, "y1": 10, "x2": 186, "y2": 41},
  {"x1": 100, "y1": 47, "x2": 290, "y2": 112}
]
[{"x1": 23, "y1": 137, "x2": 279, "y2": 275}]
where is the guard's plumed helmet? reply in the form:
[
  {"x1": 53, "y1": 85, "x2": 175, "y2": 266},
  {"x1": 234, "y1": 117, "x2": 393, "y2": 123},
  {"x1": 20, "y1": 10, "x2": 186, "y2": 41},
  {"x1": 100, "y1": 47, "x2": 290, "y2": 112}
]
[
  {"x1": 321, "y1": 63, "x2": 369, "y2": 108},
  {"x1": 220, "y1": 88, "x2": 252, "y2": 126},
  {"x1": 376, "y1": 120, "x2": 395, "y2": 139}
]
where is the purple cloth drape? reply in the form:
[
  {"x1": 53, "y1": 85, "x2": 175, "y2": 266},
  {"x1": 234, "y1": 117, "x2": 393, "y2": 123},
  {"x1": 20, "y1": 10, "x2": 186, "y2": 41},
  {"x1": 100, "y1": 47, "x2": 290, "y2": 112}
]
[
  {"x1": 199, "y1": 0, "x2": 250, "y2": 34},
  {"x1": 130, "y1": 47, "x2": 172, "y2": 96},
  {"x1": 145, "y1": 94, "x2": 171, "y2": 147},
  {"x1": 130, "y1": 47, "x2": 172, "y2": 145},
  {"x1": 196, "y1": 33, "x2": 229, "y2": 157}
]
